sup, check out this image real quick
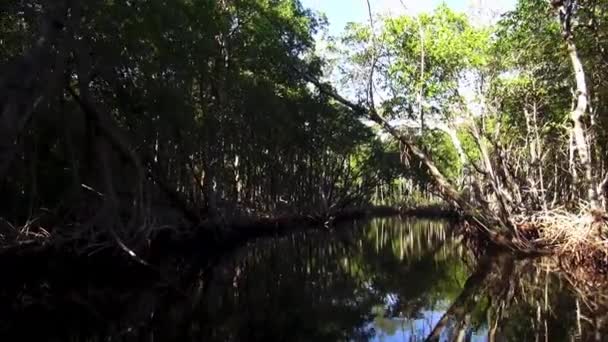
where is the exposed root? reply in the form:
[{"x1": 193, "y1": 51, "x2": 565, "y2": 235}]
[
  {"x1": 512, "y1": 205, "x2": 608, "y2": 273},
  {"x1": 0, "y1": 217, "x2": 51, "y2": 244}
]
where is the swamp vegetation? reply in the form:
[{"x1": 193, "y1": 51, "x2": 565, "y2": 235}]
[{"x1": 3, "y1": 0, "x2": 608, "y2": 340}]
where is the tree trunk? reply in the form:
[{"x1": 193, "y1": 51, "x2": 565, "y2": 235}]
[
  {"x1": 556, "y1": 1, "x2": 598, "y2": 207},
  {"x1": 0, "y1": 1, "x2": 69, "y2": 179},
  {"x1": 567, "y1": 39, "x2": 597, "y2": 206},
  {"x1": 417, "y1": 17, "x2": 425, "y2": 134}
]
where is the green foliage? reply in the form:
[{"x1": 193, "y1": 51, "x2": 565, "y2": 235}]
[
  {"x1": 6, "y1": 0, "x2": 608, "y2": 225},
  {"x1": 419, "y1": 131, "x2": 461, "y2": 182},
  {"x1": 0, "y1": 0, "x2": 405, "y2": 224},
  {"x1": 365, "y1": 5, "x2": 491, "y2": 120},
  {"x1": 338, "y1": 0, "x2": 608, "y2": 211}
]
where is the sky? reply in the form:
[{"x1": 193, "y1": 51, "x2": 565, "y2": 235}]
[{"x1": 301, "y1": 0, "x2": 517, "y2": 35}]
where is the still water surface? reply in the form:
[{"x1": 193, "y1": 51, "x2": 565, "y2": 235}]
[{"x1": 1, "y1": 218, "x2": 606, "y2": 341}]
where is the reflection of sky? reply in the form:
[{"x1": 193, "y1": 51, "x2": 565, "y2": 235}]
[
  {"x1": 369, "y1": 309, "x2": 489, "y2": 341},
  {"x1": 367, "y1": 294, "x2": 489, "y2": 341}
]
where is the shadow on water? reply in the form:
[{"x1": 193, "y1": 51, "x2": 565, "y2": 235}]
[{"x1": 1, "y1": 217, "x2": 608, "y2": 341}]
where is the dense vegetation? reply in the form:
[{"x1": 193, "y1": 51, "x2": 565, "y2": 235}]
[
  {"x1": 4, "y1": 2, "x2": 608, "y2": 339},
  {"x1": 0, "y1": 0, "x2": 407, "y2": 252},
  {"x1": 2, "y1": 0, "x2": 608, "y2": 262},
  {"x1": 327, "y1": 0, "x2": 608, "y2": 255}
]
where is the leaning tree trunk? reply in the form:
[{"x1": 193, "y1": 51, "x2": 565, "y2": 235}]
[{"x1": 298, "y1": 70, "x2": 516, "y2": 236}]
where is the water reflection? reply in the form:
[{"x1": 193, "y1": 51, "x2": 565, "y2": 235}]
[
  {"x1": 1, "y1": 217, "x2": 607, "y2": 341},
  {"x1": 202, "y1": 218, "x2": 468, "y2": 341}
]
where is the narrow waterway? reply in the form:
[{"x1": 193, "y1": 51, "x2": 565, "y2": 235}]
[{"x1": 0, "y1": 217, "x2": 606, "y2": 341}]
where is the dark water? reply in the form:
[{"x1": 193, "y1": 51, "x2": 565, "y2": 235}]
[{"x1": 1, "y1": 218, "x2": 607, "y2": 341}]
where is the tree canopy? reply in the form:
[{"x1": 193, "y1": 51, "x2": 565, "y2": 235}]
[{"x1": 2, "y1": 0, "x2": 608, "y2": 257}]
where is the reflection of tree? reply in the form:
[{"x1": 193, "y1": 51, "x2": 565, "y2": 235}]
[
  {"x1": 420, "y1": 251, "x2": 608, "y2": 342},
  {"x1": 1, "y1": 218, "x2": 607, "y2": 341},
  {"x1": 362, "y1": 218, "x2": 470, "y2": 324},
  {"x1": 424, "y1": 253, "x2": 512, "y2": 341},
  {"x1": 197, "y1": 217, "x2": 465, "y2": 340},
  {"x1": 0, "y1": 217, "x2": 463, "y2": 341}
]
